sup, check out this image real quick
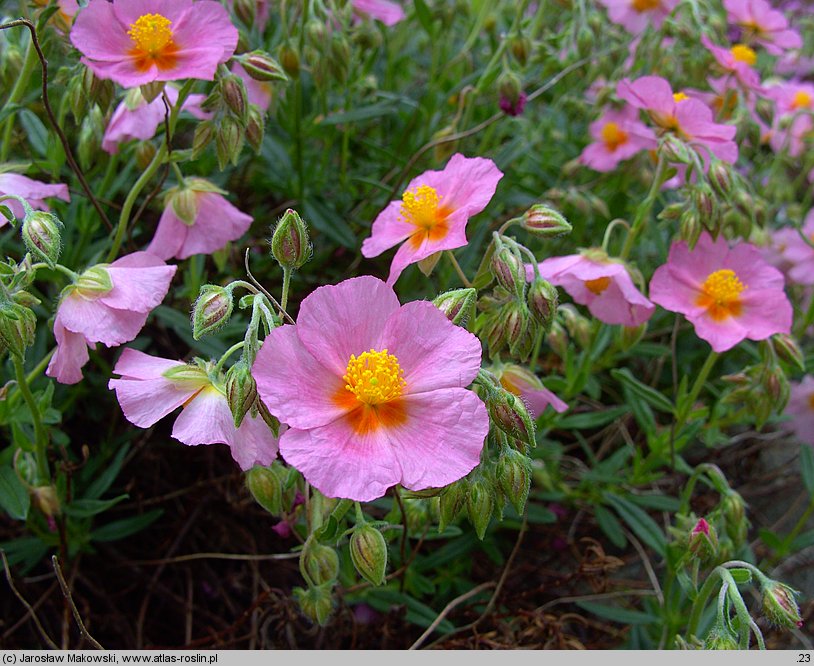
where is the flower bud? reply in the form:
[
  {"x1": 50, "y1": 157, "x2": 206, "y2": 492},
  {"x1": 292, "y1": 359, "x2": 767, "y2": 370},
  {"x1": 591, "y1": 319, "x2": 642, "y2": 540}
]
[
  {"x1": 232, "y1": 0, "x2": 256, "y2": 25},
  {"x1": 192, "y1": 285, "x2": 234, "y2": 339},
  {"x1": 135, "y1": 141, "x2": 157, "y2": 170},
  {"x1": 32, "y1": 485, "x2": 61, "y2": 517},
  {"x1": 762, "y1": 580, "x2": 802, "y2": 629},
  {"x1": 278, "y1": 43, "x2": 300, "y2": 78},
  {"x1": 692, "y1": 184, "x2": 716, "y2": 222},
  {"x1": 502, "y1": 301, "x2": 529, "y2": 350},
  {"x1": 240, "y1": 50, "x2": 288, "y2": 82},
  {"x1": 74, "y1": 265, "x2": 113, "y2": 296},
  {"x1": 466, "y1": 476, "x2": 495, "y2": 540},
  {"x1": 521, "y1": 204, "x2": 572, "y2": 238},
  {"x1": 679, "y1": 209, "x2": 703, "y2": 249},
  {"x1": 349, "y1": 524, "x2": 388, "y2": 586},
  {"x1": 169, "y1": 187, "x2": 198, "y2": 226},
  {"x1": 547, "y1": 320, "x2": 569, "y2": 357},
  {"x1": 491, "y1": 243, "x2": 526, "y2": 299},
  {"x1": 488, "y1": 387, "x2": 536, "y2": 449},
  {"x1": 497, "y1": 70, "x2": 522, "y2": 110},
  {"x1": 21, "y1": 211, "x2": 62, "y2": 268},
  {"x1": 709, "y1": 161, "x2": 733, "y2": 198},
  {"x1": 432, "y1": 288, "x2": 476, "y2": 328},
  {"x1": 226, "y1": 360, "x2": 258, "y2": 428},
  {"x1": 658, "y1": 202, "x2": 684, "y2": 222},
  {"x1": 140, "y1": 81, "x2": 165, "y2": 104},
  {"x1": 526, "y1": 277, "x2": 558, "y2": 331},
  {"x1": 192, "y1": 120, "x2": 216, "y2": 159},
  {"x1": 439, "y1": 478, "x2": 468, "y2": 532},
  {"x1": 703, "y1": 625, "x2": 738, "y2": 650},
  {"x1": 220, "y1": 72, "x2": 249, "y2": 122},
  {"x1": 496, "y1": 448, "x2": 532, "y2": 514},
  {"x1": 293, "y1": 583, "x2": 333, "y2": 626},
  {"x1": 688, "y1": 517, "x2": 718, "y2": 562},
  {"x1": 0, "y1": 302, "x2": 36, "y2": 358},
  {"x1": 300, "y1": 537, "x2": 340, "y2": 586},
  {"x1": 215, "y1": 116, "x2": 244, "y2": 170},
  {"x1": 270, "y1": 209, "x2": 312, "y2": 270},
  {"x1": 328, "y1": 34, "x2": 351, "y2": 83},
  {"x1": 660, "y1": 134, "x2": 693, "y2": 164},
  {"x1": 245, "y1": 465, "x2": 282, "y2": 515},
  {"x1": 257, "y1": 400, "x2": 281, "y2": 436},
  {"x1": 509, "y1": 34, "x2": 532, "y2": 66},
  {"x1": 559, "y1": 305, "x2": 591, "y2": 349},
  {"x1": 773, "y1": 334, "x2": 805, "y2": 372},
  {"x1": 246, "y1": 105, "x2": 265, "y2": 154}
]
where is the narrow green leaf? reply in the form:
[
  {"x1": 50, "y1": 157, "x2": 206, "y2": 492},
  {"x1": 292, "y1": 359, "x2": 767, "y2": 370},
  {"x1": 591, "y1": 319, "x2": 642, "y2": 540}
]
[
  {"x1": 91, "y1": 510, "x2": 163, "y2": 542},
  {"x1": 610, "y1": 368, "x2": 674, "y2": 414},
  {"x1": 19, "y1": 110, "x2": 50, "y2": 158},
  {"x1": 413, "y1": 0, "x2": 435, "y2": 36},
  {"x1": 64, "y1": 494, "x2": 128, "y2": 518},
  {"x1": 365, "y1": 589, "x2": 457, "y2": 633},
  {"x1": 604, "y1": 493, "x2": 666, "y2": 556},
  {"x1": 85, "y1": 444, "x2": 130, "y2": 500},
  {"x1": 800, "y1": 444, "x2": 814, "y2": 497},
  {"x1": 575, "y1": 601, "x2": 658, "y2": 625},
  {"x1": 556, "y1": 406, "x2": 629, "y2": 430},
  {"x1": 594, "y1": 505, "x2": 627, "y2": 549},
  {"x1": 0, "y1": 467, "x2": 30, "y2": 520}
]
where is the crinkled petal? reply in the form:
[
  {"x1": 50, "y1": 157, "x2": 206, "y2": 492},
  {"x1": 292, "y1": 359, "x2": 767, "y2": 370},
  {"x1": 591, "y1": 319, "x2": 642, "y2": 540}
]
[
  {"x1": 101, "y1": 257, "x2": 176, "y2": 313},
  {"x1": 57, "y1": 293, "x2": 149, "y2": 346},
  {"x1": 46, "y1": 316, "x2": 90, "y2": 385},
  {"x1": 146, "y1": 207, "x2": 187, "y2": 260},
  {"x1": 361, "y1": 200, "x2": 414, "y2": 258}
]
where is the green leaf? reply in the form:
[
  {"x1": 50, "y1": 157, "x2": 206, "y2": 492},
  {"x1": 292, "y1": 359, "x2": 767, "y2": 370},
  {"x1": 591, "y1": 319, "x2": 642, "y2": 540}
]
[
  {"x1": 318, "y1": 102, "x2": 400, "y2": 125},
  {"x1": 556, "y1": 406, "x2": 629, "y2": 430},
  {"x1": 594, "y1": 505, "x2": 627, "y2": 549},
  {"x1": 758, "y1": 528, "x2": 784, "y2": 551},
  {"x1": 364, "y1": 589, "x2": 457, "y2": 633},
  {"x1": 604, "y1": 493, "x2": 666, "y2": 557},
  {"x1": 0, "y1": 537, "x2": 49, "y2": 572},
  {"x1": 19, "y1": 110, "x2": 50, "y2": 158},
  {"x1": 91, "y1": 510, "x2": 163, "y2": 542},
  {"x1": 800, "y1": 444, "x2": 814, "y2": 498},
  {"x1": 627, "y1": 494, "x2": 680, "y2": 512},
  {"x1": 525, "y1": 504, "x2": 557, "y2": 524},
  {"x1": 0, "y1": 466, "x2": 30, "y2": 520},
  {"x1": 64, "y1": 494, "x2": 128, "y2": 519},
  {"x1": 791, "y1": 529, "x2": 814, "y2": 551},
  {"x1": 610, "y1": 368, "x2": 674, "y2": 414},
  {"x1": 728, "y1": 568, "x2": 752, "y2": 584},
  {"x1": 413, "y1": 0, "x2": 435, "y2": 37},
  {"x1": 85, "y1": 444, "x2": 130, "y2": 500},
  {"x1": 575, "y1": 601, "x2": 658, "y2": 625},
  {"x1": 301, "y1": 199, "x2": 356, "y2": 249}
]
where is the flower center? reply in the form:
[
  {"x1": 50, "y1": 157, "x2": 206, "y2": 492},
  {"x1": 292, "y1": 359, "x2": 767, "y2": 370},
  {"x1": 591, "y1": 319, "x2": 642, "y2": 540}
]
[
  {"x1": 128, "y1": 13, "x2": 178, "y2": 71},
  {"x1": 601, "y1": 122, "x2": 628, "y2": 151},
  {"x1": 631, "y1": 0, "x2": 660, "y2": 11},
  {"x1": 584, "y1": 276, "x2": 612, "y2": 295},
  {"x1": 730, "y1": 43, "x2": 757, "y2": 66},
  {"x1": 400, "y1": 184, "x2": 451, "y2": 248},
  {"x1": 697, "y1": 268, "x2": 746, "y2": 320},
  {"x1": 343, "y1": 349, "x2": 406, "y2": 405},
  {"x1": 673, "y1": 92, "x2": 689, "y2": 103},
  {"x1": 792, "y1": 91, "x2": 813, "y2": 110}
]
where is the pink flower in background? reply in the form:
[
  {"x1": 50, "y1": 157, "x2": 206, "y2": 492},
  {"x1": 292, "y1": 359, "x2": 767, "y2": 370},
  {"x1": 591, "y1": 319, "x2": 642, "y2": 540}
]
[
  {"x1": 618, "y1": 76, "x2": 739, "y2": 163},
  {"x1": 0, "y1": 173, "x2": 70, "y2": 222},
  {"x1": 649, "y1": 233, "x2": 792, "y2": 352},
  {"x1": 597, "y1": 0, "x2": 680, "y2": 34},
  {"x1": 785, "y1": 375, "x2": 814, "y2": 446},
  {"x1": 767, "y1": 81, "x2": 814, "y2": 157},
  {"x1": 352, "y1": 0, "x2": 406, "y2": 26},
  {"x1": 109, "y1": 349, "x2": 279, "y2": 470},
  {"x1": 102, "y1": 85, "x2": 209, "y2": 154},
  {"x1": 490, "y1": 363, "x2": 568, "y2": 418},
  {"x1": 253, "y1": 276, "x2": 488, "y2": 501},
  {"x1": 768, "y1": 210, "x2": 814, "y2": 285},
  {"x1": 723, "y1": 0, "x2": 802, "y2": 55},
  {"x1": 146, "y1": 179, "x2": 253, "y2": 260},
  {"x1": 700, "y1": 36, "x2": 763, "y2": 90},
  {"x1": 362, "y1": 153, "x2": 503, "y2": 285},
  {"x1": 70, "y1": 0, "x2": 238, "y2": 88},
  {"x1": 46, "y1": 252, "x2": 176, "y2": 384},
  {"x1": 232, "y1": 62, "x2": 272, "y2": 112},
  {"x1": 580, "y1": 106, "x2": 657, "y2": 171},
  {"x1": 528, "y1": 252, "x2": 655, "y2": 327}
]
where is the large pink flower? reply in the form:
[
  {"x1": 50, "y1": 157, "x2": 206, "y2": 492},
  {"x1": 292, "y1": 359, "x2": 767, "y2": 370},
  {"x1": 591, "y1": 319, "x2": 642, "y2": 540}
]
[
  {"x1": 253, "y1": 276, "x2": 489, "y2": 501},
  {"x1": 617, "y1": 76, "x2": 739, "y2": 163},
  {"x1": 580, "y1": 106, "x2": 657, "y2": 172},
  {"x1": 785, "y1": 375, "x2": 814, "y2": 446},
  {"x1": 700, "y1": 36, "x2": 763, "y2": 90},
  {"x1": 109, "y1": 349, "x2": 279, "y2": 470},
  {"x1": 352, "y1": 0, "x2": 406, "y2": 26},
  {"x1": 102, "y1": 85, "x2": 209, "y2": 154},
  {"x1": 0, "y1": 173, "x2": 70, "y2": 223},
  {"x1": 723, "y1": 0, "x2": 802, "y2": 55},
  {"x1": 46, "y1": 252, "x2": 176, "y2": 384},
  {"x1": 362, "y1": 154, "x2": 503, "y2": 285},
  {"x1": 597, "y1": 0, "x2": 680, "y2": 34},
  {"x1": 70, "y1": 0, "x2": 239, "y2": 88},
  {"x1": 146, "y1": 179, "x2": 253, "y2": 260},
  {"x1": 768, "y1": 210, "x2": 814, "y2": 285},
  {"x1": 528, "y1": 252, "x2": 655, "y2": 327},
  {"x1": 649, "y1": 233, "x2": 792, "y2": 352},
  {"x1": 490, "y1": 363, "x2": 568, "y2": 418}
]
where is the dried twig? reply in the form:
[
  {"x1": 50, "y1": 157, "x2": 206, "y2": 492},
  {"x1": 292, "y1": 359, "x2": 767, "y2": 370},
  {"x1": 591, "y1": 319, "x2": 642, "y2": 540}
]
[
  {"x1": 52, "y1": 555, "x2": 104, "y2": 649},
  {"x1": 408, "y1": 581, "x2": 496, "y2": 650},
  {"x1": 2, "y1": 550, "x2": 59, "y2": 648}
]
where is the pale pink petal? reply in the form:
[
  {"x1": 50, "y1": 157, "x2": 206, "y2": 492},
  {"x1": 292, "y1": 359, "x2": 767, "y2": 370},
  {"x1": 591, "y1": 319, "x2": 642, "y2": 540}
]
[
  {"x1": 111, "y1": 0, "x2": 193, "y2": 26},
  {"x1": 175, "y1": 191, "x2": 252, "y2": 259},
  {"x1": 57, "y1": 293, "x2": 149, "y2": 346},
  {"x1": 46, "y1": 317, "x2": 90, "y2": 385},
  {"x1": 618, "y1": 76, "x2": 675, "y2": 114},
  {"x1": 109, "y1": 376, "x2": 199, "y2": 427},
  {"x1": 352, "y1": 0, "x2": 406, "y2": 26},
  {"x1": 361, "y1": 201, "x2": 414, "y2": 258},
  {"x1": 146, "y1": 207, "x2": 187, "y2": 260},
  {"x1": 522, "y1": 386, "x2": 568, "y2": 417},
  {"x1": 417, "y1": 154, "x2": 503, "y2": 216},
  {"x1": 229, "y1": 413, "x2": 279, "y2": 470},
  {"x1": 110, "y1": 347, "x2": 183, "y2": 379},
  {"x1": 168, "y1": 2, "x2": 239, "y2": 75},
  {"x1": 70, "y1": 0, "x2": 133, "y2": 61},
  {"x1": 101, "y1": 257, "x2": 176, "y2": 312}
]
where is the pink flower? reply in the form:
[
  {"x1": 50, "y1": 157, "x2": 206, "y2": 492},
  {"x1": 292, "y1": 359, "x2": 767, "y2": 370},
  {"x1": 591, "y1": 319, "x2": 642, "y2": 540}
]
[
  {"x1": 46, "y1": 252, "x2": 176, "y2": 384},
  {"x1": 102, "y1": 85, "x2": 209, "y2": 154},
  {"x1": 723, "y1": 0, "x2": 802, "y2": 55},
  {"x1": 785, "y1": 375, "x2": 814, "y2": 446},
  {"x1": 253, "y1": 276, "x2": 489, "y2": 501},
  {"x1": 767, "y1": 81, "x2": 814, "y2": 157},
  {"x1": 617, "y1": 76, "x2": 739, "y2": 163},
  {"x1": 0, "y1": 173, "x2": 70, "y2": 222},
  {"x1": 580, "y1": 106, "x2": 658, "y2": 172},
  {"x1": 528, "y1": 252, "x2": 655, "y2": 327},
  {"x1": 490, "y1": 363, "x2": 568, "y2": 418},
  {"x1": 352, "y1": 0, "x2": 406, "y2": 26},
  {"x1": 649, "y1": 233, "x2": 792, "y2": 352},
  {"x1": 70, "y1": 0, "x2": 239, "y2": 88},
  {"x1": 146, "y1": 179, "x2": 253, "y2": 260},
  {"x1": 362, "y1": 154, "x2": 503, "y2": 285},
  {"x1": 109, "y1": 348, "x2": 279, "y2": 470},
  {"x1": 700, "y1": 36, "x2": 763, "y2": 90},
  {"x1": 597, "y1": 0, "x2": 680, "y2": 34},
  {"x1": 768, "y1": 210, "x2": 814, "y2": 285}
]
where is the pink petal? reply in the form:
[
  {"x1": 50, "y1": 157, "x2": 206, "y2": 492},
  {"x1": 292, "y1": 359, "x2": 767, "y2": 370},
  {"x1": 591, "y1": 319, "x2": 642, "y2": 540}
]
[
  {"x1": 417, "y1": 154, "x2": 503, "y2": 217},
  {"x1": 70, "y1": 0, "x2": 132, "y2": 62},
  {"x1": 101, "y1": 258, "x2": 176, "y2": 312},
  {"x1": 174, "y1": 191, "x2": 252, "y2": 258},
  {"x1": 46, "y1": 317, "x2": 90, "y2": 385},
  {"x1": 361, "y1": 200, "x2": 414, "y2": 258},
  {"x1": 146, "y1": 207, "x2": 187, "y2": 260},
  {"x1": 57, "y1": 293, "x2": 149, "y2": 346},
  {"x1": 111, "y1": 0, "x2": 193, "y2": 26},
  {"x1": 229, "y1": 413, "x2": 280, "y2": 470},
  {"x1": 522, "y1": 386, "x2": 568, "y2": 417},
  {"x1": 352, "y1": 0, "x2": 406, "y2": 26},
  {"x1": 109, "y1": 375, "x2": 199, "y2": 428},
  {"x1": 110, "y1": 347, "x2": 183, "y2": 379}
]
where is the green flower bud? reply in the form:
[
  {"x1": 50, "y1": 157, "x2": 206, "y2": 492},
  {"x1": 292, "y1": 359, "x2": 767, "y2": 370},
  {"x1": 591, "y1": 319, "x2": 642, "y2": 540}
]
[
  {"x1": 703, "y1": 625, "x2": 738, "y2": 650},
  {"x1": 687, "y1": 518, "x2": 718, "y2": 562},
  {"x1": 660, "y1": 134, "x2": 693, "y2": 164},
  {"x1": 773, "y1": 334, "x2": 805, "y2": 372},
  {"x1": 220, "y1": 72, "x2": 249, "y2": 122},
  {"x1": 466, "y1": 476, "x2": 495, "y2": 540},
  {"x1": 692, "y1": 183, "x2": 716, "y2": 222},
  {"x1": 245, "y1": 465, "x2": 282, "y2": 516},
  {"x1": 0, "y1": 302, "x2": 36, "y2": 358},
  {"x1": 73, "y1": 265, "x2": 113, "y2": 296},
  {"x1": 501, "y1": 301, "x2": 530, "y2": 349},
  {"x1": 192, "y1": 285, "x2": 234, "y2": 339},
  {"x1": 239, "y1": 50, "x2": 288, "y2": 82},
  {"x1": 246, "y1": 105, "x2": 265, "y2": 154},
  {"x1": 496, "y1": 69, "x2": 522, "y2": 109},
  {"x1": 509, "y1": 33, "x2": 532, "y2": 66},
  {"x1": 709, "y1": 161, "x2": 733, "y2": 198},
  {"x1": 432, "y1": 288, "x2": 477, "y2": 328},
  {"x1": 232, "y1": 0, "x2": 257, "y2": 25},
  {"x1": 192, "y1": 120, "x2": 216, "y2": 159},
  {"x1": 488, "y1": 388, "x2": 536, "y2": 450},
  {"x1": 439, "y1": 478, "x2": 468, "y2": 532},
  {"x1": 328, "y1": 34, "x2": 351, "y2": 83},
  {"x1": 270, "y1": 209, "x2": 312, "y2": 270},
  {"x1": 496, "y1": 448, "x2": 532, "y2": 514},
  {"x1": 521, "y1": 204, "x2": 572, "y2": 238},
  {"x1": 140, "y1": 81, "x2": 165, "y2": 104},
  {"x1": 216, "y1": 116, "x2": 244, "y2": 170},
  {"x1": 491, "y1": 237, "x2": 526, "y2": 298},
  {"x1": 300, "y1": 537, "x2": 340, "y2": 586},
  {"x1": 526, "y1": 277, "x2": 558, "y2": 331},
  {"x1": 21, "y1": 211, "x2": 62, "y2": 268},
  {"x1": 349, "y1": 523, "x2": 388, "y2": 586},
  {"x1": 78, "y1": 105, "x2": 105, "y2": 171},
  {"x1": 135, "y1": 141, "x2": 158, "y2": 170},
  {"x1": 278, "y1": 43, "x2": 300, "y2": 78},
  {"x1": 762, "y1": 580, "x2": 802, "y2": 629},
  {"x1": 225, "y1": 360, "x2": 258, "y2": 428},
  {"x1": 169, "y1": 187, "x2": 199, "y2": 226},
  {"x1": 679, "y1": 209, "x2": 704, "y2": 249},
  {"x1": 294, "y1": 583, "x2": 333, "y2": 626}
]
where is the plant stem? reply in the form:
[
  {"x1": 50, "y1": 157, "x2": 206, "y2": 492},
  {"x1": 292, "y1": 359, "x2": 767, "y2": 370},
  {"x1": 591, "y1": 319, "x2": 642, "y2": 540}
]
[
  {"x1": 445, "y1": 251, "x2": 472, "y2": 288},
  {"x1": 12, "y1": 354, "x2": 49, "y2": 483},
  {"x1": 214, "y1": 342, "x2": 246, "y2": 375},
  {"x1": 675, "y1": 350, "x2": 719, "y2": 432},
  {"x1": 281, "y1": 267, "x2": 292, "y2": 313},
  {"x1": 620, "y1": 154, "x2": 666, "y2": 260}
]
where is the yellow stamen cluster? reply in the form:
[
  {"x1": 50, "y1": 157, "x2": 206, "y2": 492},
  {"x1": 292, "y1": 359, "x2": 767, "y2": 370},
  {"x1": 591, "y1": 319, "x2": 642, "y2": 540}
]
[
  {"x1": 601, "y1": 122, "x2": 628, "y2": 151},
  {"x1": 631, "y1": 0, "x2": 661, "y2": 11},
  {"x1": 698, "y1": 269, "x2": 747, "y2": 320},
  {"x1": 343, "y1": 349, "x2": 406, "y2": 405},
  {"x1": 730, "y1": 44, "x2": 757, "y2": 66},
  {"x1": 128, "y1": 13, "x2": 174, "y2": 54},
  {"x1": 673, "y1": 92, "x2": 689, "y2": 103},
  {"x1": 584, "y1": 276, "x2": 612, "y2": 295},
  {"x1": 400, "y1": 185, "x2": 442, "y2": 230},
  {"x1": 792, "y1": 90, "x2": 813, "y2": 110}
]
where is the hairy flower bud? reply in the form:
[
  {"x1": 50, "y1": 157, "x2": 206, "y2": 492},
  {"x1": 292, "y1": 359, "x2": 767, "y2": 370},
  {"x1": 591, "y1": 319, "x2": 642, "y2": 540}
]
[
  {"x1": 679, "y1": 209, "x2": 703, "y2": 249},
  {"x1": 496, "y1": 448, "x2": 532, "y2": 514},
  {"x1": 773, "y1": 334, "x2": 805, "y2": 372},
  {"x1": 192, "y1": 285, "x2": 234, "y2": 339},
  {"x1": 240, "y1": 50, "x2": 288, "y2": 82},
  {"x1": 688, "y1": 517, "x2": 718, "y2": 562},
  {"x1": 0, "y1": 302, "x2": 36, "y2": 358},
  {"x1": 491, "y1": 241, "x2": 526, "y2": 298},
  {"x1": 192, "y1": 120, "x2": 216, "y2": 159},
  {"x1": 278, "y1": 44, "x2": 300, "y2": 78},
  {"x1": 709, "y1": 161, "x2": 733, "y2": 198},
  {"x1": 521, "y1": 204, "x2": 572, "y2": 238},
  {"x1": 220, "y1": 72, "x2": 249, "y2": 122},
  {"x1": 466, "y1": 476, "x2": 495, "y2": 540},
  {"x1": 692, "y1": 184, "x2": 716, "y2": 222},
  {"x1": 246, "y1": 105, "x2": 265, "y2": 154},
  {"x1": 488, "y1": 388, "x2": 536, "y2": 449},
  {"x1": 349, "y1": 523, "x2": 388, "y2": 586},
  {"x1": 168, "y1": 187, "x2": 198, "y2": 227},
  {"x1": 245, "y1": 465, "x2": 282, "y2": 515},
  {"x1": 439, "y1": 478, "x2": 468, "y2": 532},
  {"x1": 216, "y1": 116, "x2": 244, "y2": 170},
  {"x1": 21, "y1": 211, "x2": 62, "y2": 268},
  {"x1": 270, "y1": 209, "x2": 311, "y2": 270},
  {"x1": 526, "y1": 277, "x2": 558, "y2": 331},
  {"x1": 226, "y1": 360, "x2": 258, "y2": 428},
  {"x1": 300, "y1": 537, "x2": 340, "y2": 586},
  {"x1": 509, "y1": 34, "x2": 532, "y2": 66},
  {"x1": 703, "y1": 625, "x2": 738, "y2": 650},
  {"x1": 762, "y1": 581, "x2": 802, "y2": 629},
  {"x1": 294, "y1": 583, "x2": 333, "y2": 626},
  {"x1": 432, "y1": 288, "x2": 476, "y2": 328},
  {"x1": 660, "y1": 134, "x2": 693, "y2": 164}
]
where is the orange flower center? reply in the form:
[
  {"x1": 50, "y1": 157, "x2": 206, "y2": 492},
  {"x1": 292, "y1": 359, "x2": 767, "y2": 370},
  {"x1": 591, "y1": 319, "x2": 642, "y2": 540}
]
[
  {"x1": 696, "y1": 269, "x2": 746, "y2": 321},
  {"x1": 792, "y1": 91, "x2": 813, "y2": 110},
  {"x1": 343, "y1": 349, "x2": 406, "y2": 406},
  {"x1": 128, "y1": 13, "x2": 178, "y2": 72},
  {"x1": 584, "y1": 276, "x2": 612, "y2": 295},
  {"x1": 632, "y1": 0, "x2": 660, "y2": 11},
  {"x1": 601, "y1": 122, "x2": 628, "y2": 151},
  {"x1": 731, "y1": 43, "x2": 757, "y2": 66},
  {"x1": 400, "y1": 184, "x2": 451, "y2": 249}
]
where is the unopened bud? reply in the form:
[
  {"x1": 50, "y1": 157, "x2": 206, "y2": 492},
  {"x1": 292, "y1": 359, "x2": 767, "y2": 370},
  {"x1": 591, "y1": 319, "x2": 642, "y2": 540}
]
[
  {"x1": 232, "y1": 0, "x2": 256, "y2": 25},
  {"x1": 491, "y1": 241, "x2": 525, "y2": 297},
  {"x1": 270, "y1": 209, "x2": 311, "y2": 270},
  {"x1": 559, "y1": 305, "x2": 591, "y2": 349},
  {"x1": 240, "y1": 50, "x2": 288, "y2": 82},
  {"x1": 521, "y1": 204, "x2": 572, "y2": 238},
  {"x1": 773, "y1": 334, "x2": 805, "y2": 372},
  {"x1": 349, "y1": 523, "x2": 388, "y2": 586},
  {"x1": 502, "y1": 302, "x2": 529, "y2": 349},
  {"x1": 679, "y1": 209, "x2": 703, "y2": 248},
  {"x1": 466, "y1": 476, "x2": 495, "y2": 540},
  {"x1": 0, "y1": 302, "x2": 36, "y2": 358},
  {"x1": 32, "y1": 485, "x2": 60, "y2": 517},
  {"x1": 703, "y1": 625, "x2": 738, "y2": 650},
  {"x1": 688, "y1": 517, "x2": 718, "y2": 562},
  {"x1": 488, "y1": 388, "x2": 536, "y2": 449},
  {"x1": 496, "y1": 448, "x2": 532, "y2": 514},
  {"x1": 169, "y1": 187, "x2": 198, "y2": 226},
  {"x1": 300, "y1": 537, "x2": 340, "y2": 586},
  {"x1": 192, "y1": 285, "x2": 234, "y2": 339},
  {"x1": 140, "y1": 81, "x2": 165, "y2": 104},
  {"x1": 709, "y1": 161, "x2": 733, "y2": 198},
  {"x1": 658, "y1": 202, "x2": 684, "y2": 222},
  {"x1": 439, "y1": 478, "x2": 468, "y2": 532},
  {"x1": 216, "y1": 116, "x2": 244, "y2": 170},
  {"x1": 294, "y1": 583, "x2": 333, "y2": 625},
  {"x1": 497, "y1": 70, "x2": 522, "y2": 109},
  {"x1": 432, "y1": 288, "x2": 476, "y2": 327},
  {"x1": 245, "y1": 465, "x2": 282, "y2": 515},
  {"x1": 509, "y1": 34, "x2": 532, "y2": 66},
  {"x1": 526, "y1": 277, "x2": 558, "y2": 331},
  {"x1": 192, "y1": 120, "x2": 216, "y2": 159},
  {"x1": 246, "y1": 105, "x2": 265, "y2": 153},
  {"x1": 78, "y1": 105, "x2": 104, "y2": 171},
  {"x1": 74, "y1": 265, "x2": 113, "y2": 295},
  {"x1": 278, "y1": 44, "x2": 300, "y2": 78},
  {"x1": 660, "y1": 134, "x2": 693, "y2": 164},
  {"x1": 226, "y1": 360, "x2": 258, "y2": 428},
  {"x1": 692, "y1": 184, "x2": 716, "y2": 221},
  {"x1": 21, "y1": 211, "x2": 62, "y2": 268},
  {"x1": 547, "y1": 320, "x2": 568, "y2": 357},
  {"x1": 135, "y1": 141, "x2": 157, "y2": 170},
  {"x1": 220, "y1": 73, "x2": 249, "y2": 121},
  {"x1": 328, "y1": 35, "x2": 351, "y2": 82},
  {"x1": 762, "y1": 580, "x2": 802, "y2": 629}
]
